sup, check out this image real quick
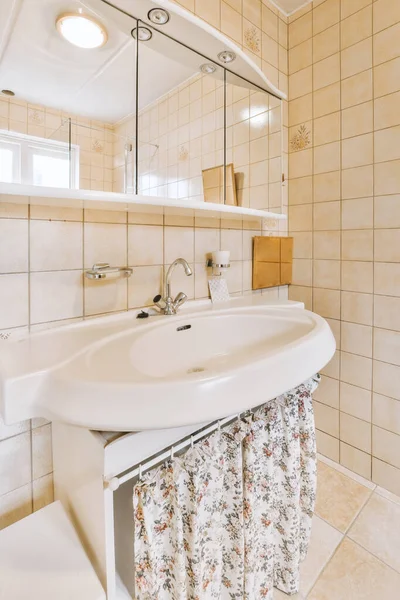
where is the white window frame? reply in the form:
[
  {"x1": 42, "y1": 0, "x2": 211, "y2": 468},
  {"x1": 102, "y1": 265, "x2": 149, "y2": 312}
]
[{"x1": 0, "y1": 129, "x2": 80, "y2": 189}]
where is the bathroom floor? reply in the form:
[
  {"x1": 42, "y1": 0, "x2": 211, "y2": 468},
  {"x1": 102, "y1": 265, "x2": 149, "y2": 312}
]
[{"x1": 276, "y1": 456, "x2": 400, "y2": 600}]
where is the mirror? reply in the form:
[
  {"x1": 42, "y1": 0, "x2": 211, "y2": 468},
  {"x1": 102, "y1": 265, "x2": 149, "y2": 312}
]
[{"x1": 0, "y1": 0, "x2": 283, "y2": 212}]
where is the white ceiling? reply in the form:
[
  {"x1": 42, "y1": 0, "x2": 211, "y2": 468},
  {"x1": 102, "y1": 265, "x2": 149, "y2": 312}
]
[
  {"x1": 272, "y1": 0, "x2": 310, "y2": 15},
  {"x1": 0, "y1": 0, "x2": 196, "y2": 123}
]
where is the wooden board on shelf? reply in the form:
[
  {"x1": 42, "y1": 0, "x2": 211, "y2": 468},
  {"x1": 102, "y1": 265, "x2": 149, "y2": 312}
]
[{"x1": 252, "y1": 236, "x2": 293, "y2": 290}]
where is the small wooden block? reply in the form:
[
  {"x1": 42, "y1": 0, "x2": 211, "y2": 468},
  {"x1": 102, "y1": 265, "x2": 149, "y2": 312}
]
[
  {"x1": 254, "y1": 236, "x2": 281, "y2": 263},
  {"x1": 281, "y1": 237, "x2": 293, "y2": 263}
]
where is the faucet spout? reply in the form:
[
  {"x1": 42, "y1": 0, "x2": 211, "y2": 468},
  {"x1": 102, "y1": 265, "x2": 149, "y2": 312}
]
[{"x1": 155, "y1": 258, "x2": 193, "y2": 315}]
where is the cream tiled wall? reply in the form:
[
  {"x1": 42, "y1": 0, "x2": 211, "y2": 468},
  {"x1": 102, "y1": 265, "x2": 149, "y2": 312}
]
[
  {"x1": 0, "y1": 0, "x2": 289, "y2": 530},
  {"x1": 0, "y1": 96, "x2": 114, "y2": 192},
  {"x1": 288, "y1": 0, "x2": 400, "y2": 496}
]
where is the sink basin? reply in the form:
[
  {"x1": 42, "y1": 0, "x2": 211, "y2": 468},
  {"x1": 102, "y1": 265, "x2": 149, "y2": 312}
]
[{"x1": 0, "y1": 298, "x2": 335, "y2": 431}]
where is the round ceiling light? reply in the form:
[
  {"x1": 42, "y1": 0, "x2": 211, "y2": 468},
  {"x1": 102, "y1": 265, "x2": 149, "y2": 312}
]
[
  {"x1": 1, "y1": 89, "x2": 15, "y2": 96},
  {"x1": 200, "y1": 63, "x2": 217, "y2": 74},
  {"x1": 56, "y1": 13, "x2": 108, "y2": 49},
  {"x1": 131, "y1": 26, "x2": 153, "y2": 41},
  {"x1": 218, "y1": 50, "x2": 236, "y2": 63},
  {"x1": 148, "y1": 8, "x2": 170, "y2": 25}
]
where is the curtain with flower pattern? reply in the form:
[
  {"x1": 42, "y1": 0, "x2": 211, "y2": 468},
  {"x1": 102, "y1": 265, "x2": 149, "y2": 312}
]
[{"x1": 133, "y1": 375, "x2": 320, "y2": 599}]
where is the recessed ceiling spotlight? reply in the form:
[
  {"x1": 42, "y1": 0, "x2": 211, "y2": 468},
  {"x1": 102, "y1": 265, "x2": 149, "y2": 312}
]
[
  {"x1": 218, "y1": 50, "x2": 236, "y2": 63},
  {"x1": 1, "y1": 89, "x2": 15, "y2": 96},
  {"x1": 56, "y1": 13, "x2": 108, "y2": 49},
  {"x1": 148, "y1": 8, "x2": 170, "y2": 25},
  {"x1": 131, "y1": 26, "x2": 153, "y2": 41},
  {"x1": 200, "y1": 63, "x2": 217, "y2": 74}
]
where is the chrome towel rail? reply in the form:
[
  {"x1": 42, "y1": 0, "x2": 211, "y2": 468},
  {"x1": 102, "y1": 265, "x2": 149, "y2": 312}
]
[{"x1": 85, "y1": 263, "x2": 133, "y2": 280}]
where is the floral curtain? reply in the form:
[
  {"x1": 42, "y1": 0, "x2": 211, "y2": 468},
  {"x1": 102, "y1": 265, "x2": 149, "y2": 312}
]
[{"x1": 133, "y1": 375, "x2": 320, "y2": 599}]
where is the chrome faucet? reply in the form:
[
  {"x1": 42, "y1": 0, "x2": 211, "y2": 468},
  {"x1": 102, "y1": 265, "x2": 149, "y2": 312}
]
[{"x1": 154, "y1": 258, "x2": 193, "y2": 315}]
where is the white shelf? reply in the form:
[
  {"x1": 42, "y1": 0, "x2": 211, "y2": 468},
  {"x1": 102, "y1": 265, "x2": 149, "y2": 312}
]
[{"x1": 0, "y1": 183, "x2": 286, "y2": 222}]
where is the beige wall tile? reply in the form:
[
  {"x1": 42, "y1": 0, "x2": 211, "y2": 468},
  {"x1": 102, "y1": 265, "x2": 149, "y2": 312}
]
[
  {"x1": 373, "y1": 425, "x2": 400, "y2": 469},
  {"x1": 341, "y1": 38, "x2": 372, "y2": 79},
  {"x1": 375, "y1": 126, "x2": 400, "y2": 164},
  {"x1": 341, "y1": 0, "x2": 372, "y2": 20},
  {"x1": 341, "y1": 351, "x2": 372, "y2": 389},
  {"x1": 374, "y1": 262, "x2": 400, "y2": 297},
  {"x1": 341, "y1": 101, "x2": 373, "y2": 138},
  {"x1": 313, "y1": 53, "x2": 341, "y2": 91},
  {"x1": 314, "y1": 84, "x2": 341, "y2": 122},
  {"x1": 374, "y1": 229, "x2": 400, "y2": 262},
  {"x1": 313, "y1": 0, "x2": 340, "y2": 36},
  {"x1": 341, "y1": 322, "x2": 372, "y2": 358},
  {"x1": 341, "y1": 291, "x2": 373, "y2": 325},
  {"x1": 373, "y1": 0, "x2": 400, "y2": 33},
  {"x1": 340, "y1": 412, "x2": 371, "y2": 453},
  {"x1": 341, "y1": 6, "x2": 372, "y2": 50},
  {"x1": 289, "y1": 66, "x2": 313, "y2": 99},
  {"x1": 0, "y1": 274, "x2": 29, "y2": 329},
  {"x1": 373, "y1": 393, "x2": 400, "y2": 436},
  {"x1": 375, "y1": 196, "x2": 400, "y2": 229},
  {"x1": 288, "y1": 204, "x2": 312, "y2": 231},
  {"x1": 342, "y1": 165, "x2": 373, "y2": 199},
  {"x1": 374, "y1": 295, "x2": 400, "y2": 332},
  {"x1": 84, "y1": 223, "x2": 126, "y2": 269},
  {"x1": 84, "y1": 277, "x2": 127, "y2": 317},
  {"x1": 313, "y1": 24, "x2": 340, "y2": 63},
  {"x1": 340, "y1": 442, "x2": 371, "y2": 479},
  {"x1": 314, "y1": 260, "x2": 341, "y2": 289},
  {"x1": 314, "y1": 375, "x2": 340, "y2": 408},
  {"x1": 340, "y1": 381, "x2": 372, "y2": 421},
  {"x1": 374, "y1": 57, "x2": 400, "y2": 98},
  {"x1": 373, "y1": 22, "x2": 400, "y2": 66},
  {"x1": 314, "y1": 288, "x2": 341, "y2": 319},
  {"x1": 316, "y1": 429, "x2": 340, "y2": 461},
  {"x1": 128, "y1": 225, "x2": 164, "y2": 266},
  {"x1": 128, "y1": 265, "x2": 163, "y2": 308},
  {"x1": 341, "y1": 70, "x2": 372, "y2": 109},
  {"x1": 30, "y1": 271, "x2": 83, "y2": 324},
  {"x1": 30, "y1": 221, "x2": 83, "y2": 272},
  {"x1": 374, "y1": 91, "x2": 400, "y2": 130},
  {"x1": 0, "y1": 483, "x2": 32, "y2": 531},
  {"x1": 32, "y1": 424, "x2": 52, "y2": 480},
  {"x1": 342, "y1": 198, "x2": 373, "y2": 230},
  {"x1": 374, "y1": 159, "x2": 400, "y2": 196},
  {"x1": 342, "y1": 133, "x2": 373, "y2": 169},
  {"x1": 342, "y1": 230, "x2": 373, "y2": 261},
  {"x1": 289, "y1": 39, "x2": 312, "y2": 74},
  {"x1": 289, "y1": 176, "x2": 312, "y2": 204},
  {"x1": 289, "y1": 12, "x2": 312, "y2": 48},
  {"x1": 0, "y1": 220, "x2": 28, "y2": 274},
  {"x1": 289, "y1": 94, "x2": 312, "y2": 126},
  {"x1": 314, "y1": 231, "x2": 341, "y2": 259},
  {"x1": 292, "y1": 258, "x2": 312, "y2": 286},
  {"x1": 314, "y1": 401, "x2": 340, "y2": 437},
  {"x1": 342, "y1": 260, "x2": 373, "y2": 293},
  {"x1": 314, "y1": 201, "x2": 340, "y2": 230},
  {"x1": 0, "y1": 432, "x2": 31, "y2": 496},
  {"x1": 314, "y1": 112, "x2": 341, "y2": 147},
  {"x1": 373, "y1": 458, "x2": 400, "y2": 497},
  {"x1": 373, "y1": 360, "x2": 400, "y2": 401},
  {"x1": 194, "y1": 0, "x2": 220, "y2": 27},
  {"x1": 289, "y1": 148, "x2": 313, "y2": 178},
  {"x1": 314, "y1": 171, "x2": 341, "y2": 202},
  {"x1": 314, "y1": 141, "x2": 340, "y2": 174},
  {"x1": 374, "y1": 327, "x2": 400, "y2": 367},
  {"x1": 288, "y1": 284, "x2": 313, "y2": 309}
]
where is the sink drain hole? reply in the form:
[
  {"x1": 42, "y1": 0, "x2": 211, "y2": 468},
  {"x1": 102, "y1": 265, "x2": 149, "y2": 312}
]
[{"x1": 187, "y1": 367, "x2": 205, "y2": 374}]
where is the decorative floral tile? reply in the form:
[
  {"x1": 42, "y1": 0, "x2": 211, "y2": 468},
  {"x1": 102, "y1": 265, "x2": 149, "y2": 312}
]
[
  {"x1": 290, "y1": 124, "x2": 311, "y2": 152},
  {"x1": 244, "y1": 25, "x2": 261, "y2": 55}
]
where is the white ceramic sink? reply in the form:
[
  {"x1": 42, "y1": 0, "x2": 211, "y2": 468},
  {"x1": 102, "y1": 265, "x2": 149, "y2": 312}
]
[{"x1": 0, "y1": 298, "x2": 335, "y2": 431}]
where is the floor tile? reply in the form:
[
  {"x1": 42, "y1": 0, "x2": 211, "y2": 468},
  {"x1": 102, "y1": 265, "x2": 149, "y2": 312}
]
[
  {"x1": 308, "y1": 538, "x2": 400, "y2": 600},
  {"x1": 348, "y1": 493, "x2": 400, "y2": 573},
  {"x1": 315, "y1": 461, "x2": 371, "y2": 532},
  {"x1": 298, "y1": 515, "x2": 343, "y2": 596}
]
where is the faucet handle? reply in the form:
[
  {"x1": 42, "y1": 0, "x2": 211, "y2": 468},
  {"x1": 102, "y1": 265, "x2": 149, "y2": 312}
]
[
  {"x1": 153, "y1": 294, "x2": 166, "y2": 310},
  {"x1": 173, "y1": 292, "x2": 187, "y2": 309}
]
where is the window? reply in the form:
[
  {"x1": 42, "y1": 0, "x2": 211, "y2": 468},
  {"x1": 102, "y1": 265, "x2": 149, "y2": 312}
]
[{"x1": 0, "y1": 130, "x2": 79, "y2": 189}]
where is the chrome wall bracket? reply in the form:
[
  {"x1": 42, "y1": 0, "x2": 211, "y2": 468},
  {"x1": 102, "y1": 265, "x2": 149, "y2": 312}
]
[{"x1": 85, "y1": 263, "x2": 133, "y2": 280}]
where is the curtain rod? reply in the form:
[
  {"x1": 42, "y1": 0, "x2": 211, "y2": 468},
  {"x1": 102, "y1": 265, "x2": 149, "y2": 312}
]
[{"x1": 104, "y1": 409, "x2": 258, "y2": 492}]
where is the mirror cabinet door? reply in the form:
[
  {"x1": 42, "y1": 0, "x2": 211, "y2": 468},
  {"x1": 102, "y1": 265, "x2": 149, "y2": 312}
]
[{"x1": 0, "y1": 0, "x2": 283, "y2": 212}]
